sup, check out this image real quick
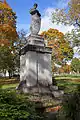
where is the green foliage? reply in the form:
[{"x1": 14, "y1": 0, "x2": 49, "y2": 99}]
[
  {"x1": 71, "y1": 58, "x2": 80, "y2": 73},
  {"x1": 54, "y1": 75, "x2": 80, "y2": 93},
  {"x1": 0, "y1": 46, "x2": 15, "y2": 78},
  {"x1": 52, "y1": 0, "x2": 80, "y2": 27},
  {"x1": 58, "y1": 90, "x2": 80, "y2": 120},
  {"x1": 0, "y1": 89, "x2": 44, "y2": 120},
  {"x1": 65, "y1": 28, "x2": 80, "y2": 54},
  {"x1": 65, "y1": 28, "x2": 80, "y2": 47}
]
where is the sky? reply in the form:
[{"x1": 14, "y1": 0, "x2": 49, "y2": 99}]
[{"x1": 6, "y1": 0, "x2": 74, "y2": 34}]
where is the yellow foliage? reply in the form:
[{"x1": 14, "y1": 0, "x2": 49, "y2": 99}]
[{"x1": 0, "y1": 1, "x2": 18, "y2": 46}]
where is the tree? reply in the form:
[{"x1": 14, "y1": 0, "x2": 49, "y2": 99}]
[
  {"x1": 16, "y1": 29, "x2": 27, "y2": 51},
  {"x1": 71, "y1": 58, "x2": 80, "y2": 73},
  {"x1": 0, "y1": 0, "x2": 18, "y2": 78},
  {"x1": 59, "y1": 64, "x2": 71, "y2": 74},
  {"x1": 0, "y1": 46, "x2": 16, "y2": 78},
  {"x1": 41, "y1": 28, "x2": 73, "y2": 72},
  {"x1": 65, "y1": 28, "x2": 80, "y2": 47},
  {"x1": 14, "y1": 29, "x2": 27, "y2": 73},
  {"x1": 0, "y1": 0, "x2": 17, "y2": 46},
  {"x1": 52, "y1": 0, "x2": 80, "y2": 56},
  {"x1": 52, "y1": 0, "x2": 80, "y2": 27},
  {"x1": 65, "y1": 28, "x2": 80, "y2": 54}
]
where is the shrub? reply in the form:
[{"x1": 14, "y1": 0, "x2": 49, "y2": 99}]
[
  {"x1": 0, "y1": 89, "x2": 44, "y2": 120},
  {"x1": 57, "y1": 87, "x2": 80, "y2": 120}
]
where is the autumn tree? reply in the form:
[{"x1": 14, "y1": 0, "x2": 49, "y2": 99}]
[
  {"x1": 0, "y1": 0, "x2": 17, "y2": 46},
  {"x1": 0, "y1": 0, "x2": 18, "y2": 78},
  {"x1": 52, "y1": 0, "x2": 80, "y2": 27},
  {"x1": 59, "y1": 64, "x2": 71, "y2": 74},
  {"x1": 41, "y1": 28, "x2": 73, "y2": 73}
]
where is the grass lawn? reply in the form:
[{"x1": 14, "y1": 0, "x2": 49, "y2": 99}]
[
  {"x1": 0, "y1": 83, "x2": 18, "y2": 89},
  {"x1": 0, "y1": 75, "x2": 80, "y2": 93},
  {"x1": 54, "y1": 74, "x2": 80, "y2": 78},
  {"x1": 0, "y1": 78, "x2": 19, "y2": 89},
  {"x1": 55, "y1": 75, "x2": 80, "y2": 93}
]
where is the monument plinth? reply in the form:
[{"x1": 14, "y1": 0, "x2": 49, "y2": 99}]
[
  {"x1": 19, "y1": 34, "x2": 52, "y2": 94},
  {"x1": 17, "y1": 4, "x2": 64, "y2": 96}
]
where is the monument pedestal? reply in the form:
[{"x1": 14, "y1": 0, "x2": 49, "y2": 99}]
[
  {"x1": 18, "y1": 35, "x2": 53, "y2": 94},
  {"x1": 17, "y1": 34, "x2": 64, "y2": 97}
]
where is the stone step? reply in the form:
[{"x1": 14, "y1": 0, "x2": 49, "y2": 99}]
[
  {"x1": 50, "y1": 85, "x2": 58, "y2": 91},
  {"x1": 52, "y1": 90, "x2": 64, "y2": 98}
]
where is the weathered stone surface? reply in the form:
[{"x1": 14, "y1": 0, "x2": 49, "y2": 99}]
[
  {"x1": 20, "y1": 51, "x2": 52, "y2": 89},
  {"x1": 50, "y1": 85, "x2": 58, "y2": 91},
  {"x1": 30, "y1": 14, "x2": 41, "y2": 35},
  {"x1": 17, "y1": 32, "x2": 53, "y2": 95},
  {"x1": 26, "y1": 34, "x2": 45, "y2": 47},
  {"x1": 30, "y1": 4, "x2": 41, "y2": 35},
  {"x1": 52, "y1": 90, "x2": 64, "y2": 98}
]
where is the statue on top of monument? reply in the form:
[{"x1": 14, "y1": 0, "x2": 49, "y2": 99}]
[{"x1": 30, "y1": 3, "x2": 41, "y2": 35}]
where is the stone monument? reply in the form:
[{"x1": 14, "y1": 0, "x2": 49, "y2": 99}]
[{"x1": 17, "y1": 4, "x2": 64, "y2": 97}]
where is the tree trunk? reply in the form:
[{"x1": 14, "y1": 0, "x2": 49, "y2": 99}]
[
  {"x1": 3, "y1": 70, "x2": 6, "y2": 78},
  {"x1": 8, "y1": 70, "x2": 11, "y2": 79}
]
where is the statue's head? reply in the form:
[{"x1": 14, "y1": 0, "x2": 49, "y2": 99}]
[{"x1": 34, "y1": 3, "x2": 38, "y2": 9}]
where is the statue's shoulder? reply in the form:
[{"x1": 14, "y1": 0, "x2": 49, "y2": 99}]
[
  {"x1": 29, "y1": 8, "x2": 36, "y2": 15},
  {"x1": 29, "y1": 8, "x2": 41, "y2": 17},
  {"x1": 36, "y1": 10, "x2": 41, "y2": 17}
]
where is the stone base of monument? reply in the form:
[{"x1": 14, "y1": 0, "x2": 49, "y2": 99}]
[
  {"x1": 17, "y1": 84, "x2": 52, "y2": 95},
  {"x1": 17, "y1": 81, "x2": 64, "y2": 98},
  {"x1": 17, "y1": 34, "x2": 64, "y2": 97}
]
